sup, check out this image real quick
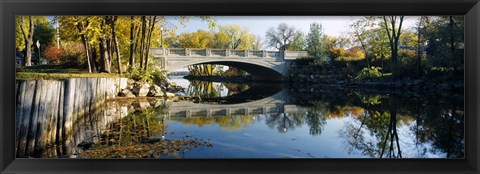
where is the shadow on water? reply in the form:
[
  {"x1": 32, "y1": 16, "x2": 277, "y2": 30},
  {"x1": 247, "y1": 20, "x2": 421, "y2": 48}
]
[{"x1": 183, "y1": 79, "x2": 284, "y2": 104}]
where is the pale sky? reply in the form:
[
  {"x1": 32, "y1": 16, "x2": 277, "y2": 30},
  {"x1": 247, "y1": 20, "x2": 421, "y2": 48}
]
[{"x1": 167, "y1": 16, "x2": 420, "y2": 50}]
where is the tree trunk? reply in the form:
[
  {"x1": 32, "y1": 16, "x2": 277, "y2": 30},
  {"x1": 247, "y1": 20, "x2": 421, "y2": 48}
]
[
  {"x1": 111, "y1": 16, "x2": 122, "y2": 74},
  {"x1": 416, "y1": 20, "x2": 422, "y2": 77},
  {"x1": 144, "y1": 16, "x2": 157, "y2": 71},
  {"x1": 129, "y1": 16, "x2": 137, "y2": 67},
  {"x1": 100, "y1": 17, "x2": 111, "y2": 73},
  {"x1": 91, "y1": 47, "x2": 98, "y2": 72},
  {"x1": 76, "y1": 21, "x2": 96, "y2": 73},
  {"x1": 383, "y1": 16, "x2": 404, "y2": 76},
  {"x1": 139, "y1": 16, "x2": 147, "y2": 69},
  {"x1": 449, "y1": 16, "x2": 455, "y2": 63},
  {"x1": 20, "y1": 16, "x2": 34, "y2": 66}
]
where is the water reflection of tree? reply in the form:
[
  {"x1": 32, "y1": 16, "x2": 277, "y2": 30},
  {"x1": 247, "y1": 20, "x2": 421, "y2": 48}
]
[
  {"x1": 174, "y1": 115, "x2": 255, "y2": 131},
  {"x1": 265, "y1": 102, "x2": 327, "y2": 135},
  {"x1": 223, "y1": 82, "x2": 249, "y2": 96},
  {"x1": 186, "y1": 80, "x2": 222, "y2": 98},
  {"x1": 104, "y1": 106, "x2": 167, "y2": 146},
  {"x1": 266, "y1": 113, "x2": 302, "y2": 133},
  {"x1": 414, "y1": 100, "x2": 464, "y2": 158},
  {"x1": 338, "y1": 93, "x2": 464, "y2": 158}
]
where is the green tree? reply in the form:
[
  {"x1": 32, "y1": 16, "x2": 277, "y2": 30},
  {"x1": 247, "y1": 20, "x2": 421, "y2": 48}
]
[
  {"x1": 425, "y1": 16, "x2": 464, "y2": 72},
  {"x1": 382, "y1": 16, "x2": 405, "y2": 74},
  {"x1": 288, "y1": 31, "x2": 306, "y2": 51},
  {"x1": 17, "y1": 16, "x2": 35, "y2": 66},
  {"x1": 306, "y1": 23, "x2": 327, "y2": 58}
]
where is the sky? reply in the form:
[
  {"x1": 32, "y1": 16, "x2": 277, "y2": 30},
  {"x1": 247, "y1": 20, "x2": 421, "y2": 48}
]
[{"x1": 166, "y1": 16, "x2": 420, "y2": 50}]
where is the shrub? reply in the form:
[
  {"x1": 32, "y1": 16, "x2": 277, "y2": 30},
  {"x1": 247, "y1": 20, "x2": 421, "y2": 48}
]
[
  {"x1": 42, "y1": 44, "x2": 64, "y2": 64},
  {"x1": 60, "y1": 41, "x2": 87, "y2": 68},
  {"x1": 125, "y1": 67, "x2": 150, "y2": 82},
  {"x1": 328, "y1": 47, "x2": 345, "y2": 59},
  {"x1": 355, "y1": 66, "x2": 384, "y2": 80},
  {"x1": 151, "y1": 70, "x2": 167, "y2": 85},
  {"x1": 125, "y1": 67, "x2": 167, "y2": 85}
]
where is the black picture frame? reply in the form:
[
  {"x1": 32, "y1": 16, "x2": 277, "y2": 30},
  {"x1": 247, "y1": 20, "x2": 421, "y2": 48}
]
[{"x1": 1, "y1": 0, "x2": 479, "y2": 173}]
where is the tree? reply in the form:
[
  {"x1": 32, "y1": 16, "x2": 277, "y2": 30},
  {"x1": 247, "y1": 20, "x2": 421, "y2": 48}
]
[
  {"x1": 43, "y1": 44, "x2": 64, "y2": 64},
  {"x1": 251, "y1": 35, "x2": 263, "y2": 50},
  {"x1": 265, "y1": 23, "x2": 296, "y2": 51},
  {"x1": 382, "y1": 16, "x2": 405, "y2": 74},
  {"x1": 110, "y1": 16, "x2": 123, "y2": 74},
  {"x1": 18, "y1": 16, "x2": 35, "y2": 66},
  {"x1": 129, "y1": 16, "x2": 139, "y2": 67},
  {"x1": 217, "y1": 24, "x2": 255, "y2": 50},
  {"x1": 32, "y1": 18, "x2": 56, "y2": 60},
  {"x1": 288, "y1": 31, "x2": 306, "y2": 51},
  {"x1": 368, "y1": 27, "x2": 391, "y2": 69},
  {"x1": 424, "y1": 16, "x2": 464, "y2": 72},
  {"x1": 57, "y1": 16, "x2": 99, "y2": 72},
  {"x1": 350, "y1": 18, "x2": 374, "y2": 67},
  {"x1": 306, "y1": 23, "x2": 327, "y2": 58}
]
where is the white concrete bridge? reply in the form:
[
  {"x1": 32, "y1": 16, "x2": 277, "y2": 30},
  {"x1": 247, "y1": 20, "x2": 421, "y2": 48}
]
[{"x1": 151, "y1": 48, "x2": 308, "y2": 81}]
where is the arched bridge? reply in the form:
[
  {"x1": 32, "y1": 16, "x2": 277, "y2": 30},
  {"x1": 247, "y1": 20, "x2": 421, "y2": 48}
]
[{"x1": 151, "y1": 48, "x2": 308, "y2": 81}]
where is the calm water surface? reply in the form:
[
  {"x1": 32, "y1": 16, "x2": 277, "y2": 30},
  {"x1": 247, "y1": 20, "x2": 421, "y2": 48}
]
[
  {"x1": 16, "y1": 76, "x2": 464, "y2": 158},
  {"x1": 159, "y1": 76, "x2": 464, "y2": 158}
]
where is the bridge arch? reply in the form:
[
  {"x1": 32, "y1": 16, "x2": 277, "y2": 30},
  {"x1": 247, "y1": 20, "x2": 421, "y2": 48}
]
[{"x1": 167, "y1": 59, "x2": 285, "y2": 81}]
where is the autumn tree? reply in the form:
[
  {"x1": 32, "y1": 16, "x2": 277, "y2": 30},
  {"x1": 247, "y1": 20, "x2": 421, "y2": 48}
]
[
  {"x1": 350, "y1": 18, "x2": 374, "y2": 67},
  {"x1": 17, "y1": 16, "x2": 34, "y2": 66},
  {"x1": 217, "y1": 24, "x2": 255, "y2": 49},
  {"x1": 43, "y1": 44, "x2": 64, "y2": 64}
]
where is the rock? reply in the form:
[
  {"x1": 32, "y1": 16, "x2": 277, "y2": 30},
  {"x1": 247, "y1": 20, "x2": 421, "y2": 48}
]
[
  {"x1": 148, "y1": 89, "x2": 165, "y2": 97},
  {"x1": 132, "y1": 101, "x2": 150, "y2": 110},
  {"x1": 170, "y1": 82, "x2": 177, "y2": 87},
  {"x1": 118, "y1": 89, "x2": 135, "y2": 98},
  {"x1": 165, "y1": 92, "x2": 175, "y2": 98},
  {"x1": 132, "y1": 83, "x2": 150, "y2": 97},
  {"x1": 148, "y1": 98, "x2": 165, "y2": 107},
  {"x1": 127, "y1": 79, "x2": 135, "y2": 85},
  {"x1": 147, "y1": 85, "x2": 164, "y2": 97}
]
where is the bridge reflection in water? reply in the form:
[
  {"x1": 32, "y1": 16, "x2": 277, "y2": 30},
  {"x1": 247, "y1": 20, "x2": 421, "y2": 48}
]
[{"x1": 164, "y1": 89, "x2": 307, "y2": 118}]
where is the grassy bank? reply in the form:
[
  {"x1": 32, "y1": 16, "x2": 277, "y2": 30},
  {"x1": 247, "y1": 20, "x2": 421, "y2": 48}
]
[{"x1": 16, "y1": 65, "x2": 124, "y2": 80}]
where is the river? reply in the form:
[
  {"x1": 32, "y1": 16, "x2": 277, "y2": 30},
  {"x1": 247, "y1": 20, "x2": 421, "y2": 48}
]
[{"x1": 16, "y1": 76, "x2": 464, "y2": 158}]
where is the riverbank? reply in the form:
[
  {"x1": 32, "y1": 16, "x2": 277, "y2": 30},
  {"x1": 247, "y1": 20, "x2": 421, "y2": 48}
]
[
  {"x1": 289, "y1": 61, "x2": 464, "y2": 94},
  {"x1": 291, "y1": 72, "x2": 463, "y2": 94}
]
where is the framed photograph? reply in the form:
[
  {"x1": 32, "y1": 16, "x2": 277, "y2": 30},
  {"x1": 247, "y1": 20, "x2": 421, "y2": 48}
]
[{"x1": 1, "y1": 0, "x2": 479, "y2": 173}]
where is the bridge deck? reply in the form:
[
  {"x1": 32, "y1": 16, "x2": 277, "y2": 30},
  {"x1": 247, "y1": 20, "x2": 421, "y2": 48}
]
[{"x1": 151, "y1": 48, "x2": 308, "y2": 60}]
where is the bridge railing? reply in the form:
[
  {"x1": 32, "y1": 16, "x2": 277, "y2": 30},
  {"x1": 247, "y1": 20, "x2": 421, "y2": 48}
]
[{"x1": 152, "y1": 48, "x2": 308, "y2": 60}]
